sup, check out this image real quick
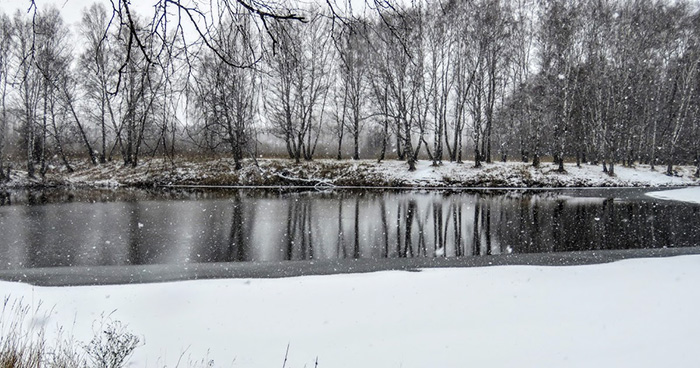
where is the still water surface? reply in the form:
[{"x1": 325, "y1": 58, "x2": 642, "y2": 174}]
[{"x1": 0, "y1": 188, "x2": 698, "y2": 270}]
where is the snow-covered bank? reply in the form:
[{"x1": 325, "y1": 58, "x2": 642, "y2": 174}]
[
  {"x1": 646, "y1": 186, "x2": 700, "y2": 204},
  {"x1": 1, "y1": 158, "x2": 698, "y2": 189},
  {"x1": 2, "y1": 255, "x2": 700, "y2": 368}
]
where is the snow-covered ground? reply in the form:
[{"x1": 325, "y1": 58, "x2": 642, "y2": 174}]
[
  {"x1": 646, "y1": 186, "x2": 700, "y2": 204},
  {"x1": 368, "y1": 159, "x2": 699, "y2": 187},
  {"x1": 2, "y1": 158, "x2": 698, "y2": 188},
  {"x1": 2, "y1": 255, "x2": 700, "y2": 368}
]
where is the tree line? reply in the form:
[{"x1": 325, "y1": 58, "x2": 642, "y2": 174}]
[{"x1": 0, "y1": 0, "x2": 698, "y2": 183}]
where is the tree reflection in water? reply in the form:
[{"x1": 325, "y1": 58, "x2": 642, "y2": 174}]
[{"x1": 0, "y1": 189, "x2": 698, "y2": 269}]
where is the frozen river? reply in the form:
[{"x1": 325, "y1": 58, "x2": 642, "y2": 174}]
[{"x1": 0, "y1": 187, "x2": 699, "y2": 284}]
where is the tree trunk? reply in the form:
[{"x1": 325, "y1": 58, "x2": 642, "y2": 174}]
[
  {"x1": 0, "y1": 109, "x2": 4, "y2": 181},
  {"x1": 65, "y1": 89, "x2": 97, "y2": 166},
  {"x1": 474, "y1": 148, "x2": 482, "y2": 168},
  {"x1": 26, "y1": 123, "x2": 35, "y2": 179},
  {"x1": 396, "y1": 121, "x2": 404, "y2": 160},
  {"x1": 403, "y1": 117, "x2": 416, "y2": 171},
  {"x1": 456, "y1": 132, "x2": 463, "y2": 163},
  {"x1": 336, "y1": 129, "x2": 343, "y2": 160},
  {"x1": 556, "y1": 156, "x2": 565, "y2": 173},
  {"x1": 378, "y1": 119, "x2": 388, "y2": 163},
  {"x1": 100, "y1": 95, "x2": 107, "y2": 164},
  {"x1": 407, "y1": 157, "x2": 417, "y2": 171},
  {"x1": 353, "y1": 124, "x2": 360, "y2": 160},
  {"x1": 50, "y1": 102, "x2": 73, "y2": 173},
  {"x1": 40, "y1": 83, "x2": 48, "y2": 178},
  {"x1": 0, "y1": 131, "x2": 4, "y2": 182},
  {"x1": 294, "y1": 135, "x2": 302, "y2": 164}
]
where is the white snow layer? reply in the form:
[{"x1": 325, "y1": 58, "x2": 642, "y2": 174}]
[
  {"x1": 646, "y1": 186, "x2": 700, "y2": 204},
  {"x1": 368, "y1": 160, "x2": 699, "y2": 187},
  {"x1": 2, "y1": 256, "x2": 700, "y2": 368}
]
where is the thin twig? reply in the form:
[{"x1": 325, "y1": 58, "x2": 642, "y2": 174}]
[{"x1": 282, "y1": 343, "x2": 290, "y2": 368}]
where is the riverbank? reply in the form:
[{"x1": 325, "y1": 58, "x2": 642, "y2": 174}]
[{"x1": 1, "y1": 157, "x2": 698, "y2": 189}]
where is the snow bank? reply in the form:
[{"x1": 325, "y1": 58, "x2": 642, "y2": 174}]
[
  {"x1": 646, "y1": 187, "x2": 700, "y2": 204},
  {"x1": 2, "y1": 158, "x2": 698, "y2": 189},
  {"x1": 2, "y1": 255, "x2": 700, "y2": 368}
]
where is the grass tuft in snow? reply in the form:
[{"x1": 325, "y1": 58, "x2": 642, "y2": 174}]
[
  {"x1": 1, "y1": 297, "x2": 45, "y2": 368},
  {"x1": 0, "y1": 297, "x2": 140, "y2": 368}
]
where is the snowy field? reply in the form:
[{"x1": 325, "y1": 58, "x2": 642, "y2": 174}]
[{"x1": 2, "y1": 254, "x2": 700, "y2": 368}]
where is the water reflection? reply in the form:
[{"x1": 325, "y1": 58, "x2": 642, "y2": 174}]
[{"x1": 0, "y1": 190, "x2": 698, "y2": 269}]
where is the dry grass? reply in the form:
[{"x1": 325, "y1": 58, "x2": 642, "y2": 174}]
[
  {"x1": 0, "y1": 298, "x2": 45, "y2": 368},
  {"x1": 0, "y1": 298, "x2": 140, "y2": 368}
]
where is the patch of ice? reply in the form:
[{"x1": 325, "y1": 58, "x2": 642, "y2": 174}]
[{"x1": 646, "y1": 187, "x2": 700, "y2": 204}]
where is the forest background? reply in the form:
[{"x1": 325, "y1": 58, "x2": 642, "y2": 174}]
[{"x1": 0, "y1": 0, "x2": 698, "y2": 184}]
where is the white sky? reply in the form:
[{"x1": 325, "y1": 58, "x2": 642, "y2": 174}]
[
  {"x1": 0, "y1": 0, "x2": 388, "y2": 48},
  {"x1": 0, "y1": 0, "x2": 155, "y2": 31},
  {"x1": 0, "y1": 0, "x2": 381, "y2": 26}
]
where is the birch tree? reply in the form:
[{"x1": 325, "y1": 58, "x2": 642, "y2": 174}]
[{"x1": 0, "y1": 14, "x2": 12, "y2": 181}]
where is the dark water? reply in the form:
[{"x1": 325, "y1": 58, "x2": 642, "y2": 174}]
[{"x1": 0, "y1": 188, "x2": 698, "y2": 270}]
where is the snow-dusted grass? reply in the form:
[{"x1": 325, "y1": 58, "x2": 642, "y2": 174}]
[
  {"x1": 1, "y1": 157, "x2": 698, "y2": 189},
  {"x1": 2, "y1": 255, "x2": 700, "y2": 368},
  {"x1": 369, "y1": 159, "x2": 698, "y2": 187},
  {"x1": 646, "y1": 186, "x2": 700, "y2": 204}
]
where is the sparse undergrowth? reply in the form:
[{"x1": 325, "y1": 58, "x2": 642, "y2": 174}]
[
  {"x1": 1, "y1": 297, "x2": 294, "y2": 368},
  {"x1": 0, "y1": 157, "x2": 698, "y2": 189},
  {"x1": 1, "y1": 297, "x2": 140, "y2": 368}
]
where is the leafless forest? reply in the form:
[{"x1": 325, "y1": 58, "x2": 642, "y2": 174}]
[{"x1": 0, "y1": 0, "x2": 699, "y2": 183}]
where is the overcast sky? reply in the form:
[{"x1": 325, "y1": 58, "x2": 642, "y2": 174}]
[
  {"x1": 0, "y1": 0, "x2": 160, "y2": 25},
  {"x1": 0, "y1": 0, "x2": 379, "y2": 27}
]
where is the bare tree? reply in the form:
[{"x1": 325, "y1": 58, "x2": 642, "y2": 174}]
[
  {"x1": 335, "y1": 18, "x2": 371, "y2": 160},
  {"x1": 192, "y1": 9, "x2": 260, "y2": 170},
  {"x1": 109, "y1": 16, "x2": 165, "y2": 167},
  {"x1": 423, "y1": 3, "x2": 453, "y2": 166},
  {"x1": 34, "y1": 7, "x2": 83, "y2": 174},
  {"x1": 266, "y1": 11, "x2": 333, "y2": 163},
  {"x1": 371, "y1": 8, "x2": 424, "y2": 171},
  {"x1": 447, "y1": 1, "x2": 482, "y2": 164},
  {"x1": 0, "y1": 13, "x2": 12, "y2": 181},
  {"x1": 12, "y1": 11, "x2": 42, "y2": 178},
  {"x1": 79, "y1": 3, "x2": 117, "y2": 164},
  {"x1": 537, "y1": 0, "x2": 583, "y2": 172}
]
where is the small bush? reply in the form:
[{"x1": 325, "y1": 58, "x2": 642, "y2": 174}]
[{"x1": 83, "y1": 318, "x2": 140, "y2": 368}]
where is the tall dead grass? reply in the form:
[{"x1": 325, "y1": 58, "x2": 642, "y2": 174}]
[{"x1": 0, "y1": 297, "x2": 139, "y2": 368}]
